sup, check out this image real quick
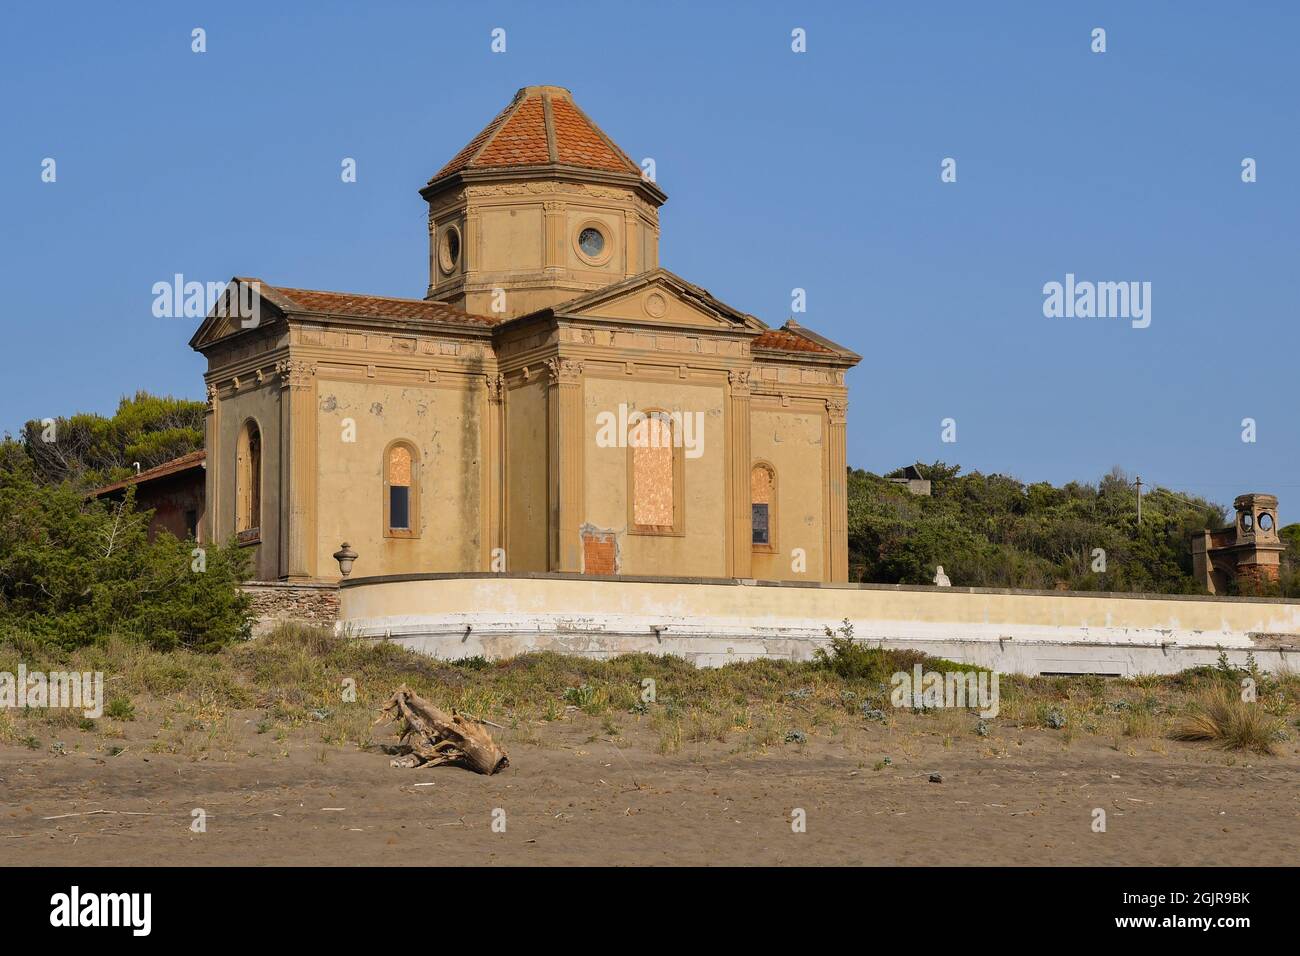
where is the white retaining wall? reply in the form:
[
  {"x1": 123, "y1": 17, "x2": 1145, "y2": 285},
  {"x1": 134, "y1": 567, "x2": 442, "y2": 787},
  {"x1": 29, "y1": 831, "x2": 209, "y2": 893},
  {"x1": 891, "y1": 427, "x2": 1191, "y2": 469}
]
[{"x1": 337, "y1": 573, "x2": 1300, "y2": 676}]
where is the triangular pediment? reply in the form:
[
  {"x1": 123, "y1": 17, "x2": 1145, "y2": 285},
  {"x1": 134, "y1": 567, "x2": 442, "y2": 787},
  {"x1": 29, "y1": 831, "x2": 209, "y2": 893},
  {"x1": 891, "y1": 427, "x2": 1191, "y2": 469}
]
[
  {"x1": 188, "y1": 277, "x2": 292, "y2": 352},
  {"x1": 553, "y1": 269, "x2": 767, "y2": 333}
]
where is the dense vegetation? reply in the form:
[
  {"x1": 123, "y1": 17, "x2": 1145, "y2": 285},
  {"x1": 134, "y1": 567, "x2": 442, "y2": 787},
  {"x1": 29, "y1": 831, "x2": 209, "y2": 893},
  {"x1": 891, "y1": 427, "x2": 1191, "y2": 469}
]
[
  {"x1": 0, "y1": 393, "x2": 246, "y2": 650},
  {"x1": 0, "y1": 468, "x2": 251, "y2": 650},
  {"x1": 848, "y1": 462, "x2": 1300, "y2": 596}
]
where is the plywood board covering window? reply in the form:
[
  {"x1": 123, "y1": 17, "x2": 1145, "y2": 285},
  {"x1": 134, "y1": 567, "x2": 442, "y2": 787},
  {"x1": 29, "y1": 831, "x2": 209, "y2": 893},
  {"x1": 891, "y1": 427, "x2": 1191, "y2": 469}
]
[{"x1": 629, "y1": 411, "x2": 684, "y2": 535}]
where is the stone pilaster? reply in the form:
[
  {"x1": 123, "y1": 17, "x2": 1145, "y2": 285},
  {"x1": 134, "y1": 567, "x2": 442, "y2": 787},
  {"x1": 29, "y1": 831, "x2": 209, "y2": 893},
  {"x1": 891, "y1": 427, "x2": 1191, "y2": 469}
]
[
  {"x1": 486, "y1": 373, "x2": 506, "y2": 569},
  {"x1": 826, "y1": 398, "x2": 849, "y2": 582},
  {"x1": 624, "y1": 209, "x2": 639, "y2": 274},
  {"x1": 543, "y1": 201, "x2": 565, "y2": 275},
  {"x1": 728, "y1": 368, "x2": 753, "y2": 579},
  {"x1": 465, "y1": 207, "x2": 481, "y2": 284},
  {"x1": 278, "y1": 360, "x2": 317, "y2": 581},
  {"x1": 204, "y1": 383, "x2": 219, "y2": 546},
  {"x1": 546, "y1": 358, "x2": 584, "y2": 572}
]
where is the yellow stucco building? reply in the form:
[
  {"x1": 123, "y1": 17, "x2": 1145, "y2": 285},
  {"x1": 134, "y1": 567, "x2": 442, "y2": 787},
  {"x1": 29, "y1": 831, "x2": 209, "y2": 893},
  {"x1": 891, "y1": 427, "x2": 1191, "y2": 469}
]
[{"x1": 190, "y1": 85, "x2": 859, "y2": 584}]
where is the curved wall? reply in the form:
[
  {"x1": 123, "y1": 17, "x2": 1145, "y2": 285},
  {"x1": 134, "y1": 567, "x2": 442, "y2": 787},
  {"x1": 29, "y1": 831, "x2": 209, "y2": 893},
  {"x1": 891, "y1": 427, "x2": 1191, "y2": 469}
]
[{"x1": 337, "y1": 573, "x2": 1300, "y2": 675}]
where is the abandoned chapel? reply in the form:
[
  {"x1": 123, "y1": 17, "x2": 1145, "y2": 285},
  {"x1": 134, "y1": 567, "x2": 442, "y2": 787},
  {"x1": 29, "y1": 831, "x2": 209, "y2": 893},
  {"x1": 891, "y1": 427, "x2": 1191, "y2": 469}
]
[{"x1": 187, "y1": 85, "x2": 861, "y2": 585}]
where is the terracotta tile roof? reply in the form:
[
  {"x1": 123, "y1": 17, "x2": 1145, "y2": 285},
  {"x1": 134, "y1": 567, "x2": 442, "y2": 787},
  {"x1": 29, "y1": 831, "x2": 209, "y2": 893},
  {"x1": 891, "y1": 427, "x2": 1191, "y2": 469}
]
[
  {"x1": 92, "y1": 450, "x2": 207, "y2": 497},
  {"x1": 268, "y1": 284, "x2": 497, "y2": 326},
  {"x1": 753, "y1": 323, "x2": 836, "y2": 355},
  {"x1": 550, "y1": 96, "x2": 638, "y2": 172},
  {"x1": 475, "y1": 94, "x2": 551, "y2": 167},
  {"x1": 435, "y1": 99, "x2": 516, "y2": 179},
  {"x1": 429, "y1": 86, "x2": 639, "y2": 183}
]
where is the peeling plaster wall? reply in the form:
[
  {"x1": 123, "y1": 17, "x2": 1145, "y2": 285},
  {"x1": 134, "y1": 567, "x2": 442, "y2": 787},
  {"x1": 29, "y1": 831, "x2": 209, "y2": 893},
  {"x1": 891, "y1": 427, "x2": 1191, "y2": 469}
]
[
  {"x1": 213, "y1": 382, "x2": 282, "y2": 580},
  {"x1": 339, "y1": 574, "x2": 1300, "y2": 675},
  {"x1": 314, "y1": 379, "x2": 481, "y2": 575},
  {"x1": 505, "y1": 377, "x2": 548, "y2": 571},
  {"x1": 750, "y1": 404, "x2": 826, "y2": 581}
]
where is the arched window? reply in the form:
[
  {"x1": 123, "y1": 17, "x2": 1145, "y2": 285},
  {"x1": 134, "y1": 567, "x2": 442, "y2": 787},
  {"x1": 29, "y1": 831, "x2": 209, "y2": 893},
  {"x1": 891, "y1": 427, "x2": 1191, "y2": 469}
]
[
  {"x1": 384, "y1": 441, "x2": 419, "y2": 537},
  {"x1": 629, "y1": 410, "x2": 684, "y2": 534},
  {"x1": 236, "y1": 419, "x2": 261, "y2": 541},
  {"x1": 751, "y1": 462, "x2": 777, "y2": 551}
]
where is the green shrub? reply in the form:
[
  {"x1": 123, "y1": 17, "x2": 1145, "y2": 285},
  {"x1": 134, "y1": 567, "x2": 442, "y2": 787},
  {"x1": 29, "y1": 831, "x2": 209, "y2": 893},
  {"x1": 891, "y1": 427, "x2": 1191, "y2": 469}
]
[
  {"x1": 813, "y1": 619, "x2": 968, "y2": 685},
  {"x1": 0, "y1": 469, "x2": 251, "y2": 651},
  {"x1": 105, "y1": 698, "x2": 136, "y2": 721}
]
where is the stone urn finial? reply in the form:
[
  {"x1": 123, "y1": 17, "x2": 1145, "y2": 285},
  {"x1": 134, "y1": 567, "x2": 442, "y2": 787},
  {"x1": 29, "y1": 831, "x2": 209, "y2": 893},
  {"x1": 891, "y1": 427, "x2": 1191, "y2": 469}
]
[{"x1": 333, "y1": 542, "x2": 358, "y2": 578}]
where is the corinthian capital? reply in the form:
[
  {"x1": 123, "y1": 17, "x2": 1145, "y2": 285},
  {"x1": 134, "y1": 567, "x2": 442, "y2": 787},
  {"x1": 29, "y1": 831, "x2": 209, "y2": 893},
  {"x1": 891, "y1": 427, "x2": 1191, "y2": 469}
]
[
  {"x1": 545, "y1": 357, "x2": 584, "y2": 386},
  {"x1": 276, "y1": 360, "x2": 316, "y2": 391}
]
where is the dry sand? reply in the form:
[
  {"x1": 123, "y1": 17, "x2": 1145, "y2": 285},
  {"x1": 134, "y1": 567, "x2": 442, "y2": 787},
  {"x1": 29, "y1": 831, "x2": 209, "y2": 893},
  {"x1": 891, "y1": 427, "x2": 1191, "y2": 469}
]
[{"x1": 2, "y1": 710, "x2": 1295, "y2": 866}]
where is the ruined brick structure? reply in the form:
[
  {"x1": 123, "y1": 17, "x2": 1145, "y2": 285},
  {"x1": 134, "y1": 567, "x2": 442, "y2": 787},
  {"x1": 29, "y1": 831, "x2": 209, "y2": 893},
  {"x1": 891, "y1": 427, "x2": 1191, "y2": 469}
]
[
  {"x1": 92, "y1": 450, "x2": 207, "y2": 543},
  {"x1": 1192, "y1": 493, "x2": 1284, "y2": 594}
]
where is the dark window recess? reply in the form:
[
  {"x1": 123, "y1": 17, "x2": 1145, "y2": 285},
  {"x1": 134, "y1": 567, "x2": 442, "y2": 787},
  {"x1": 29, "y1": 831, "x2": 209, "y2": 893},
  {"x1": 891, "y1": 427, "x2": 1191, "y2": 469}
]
[
  {"x1": 752, "y1": 503, "x2": 769, "y2": 545},
  {"x1": 184, "y1": 510, "x2": 198, "y2": 539},
  {"x1": 389, "y1": 486, "x2": 410, "y2": 530}
]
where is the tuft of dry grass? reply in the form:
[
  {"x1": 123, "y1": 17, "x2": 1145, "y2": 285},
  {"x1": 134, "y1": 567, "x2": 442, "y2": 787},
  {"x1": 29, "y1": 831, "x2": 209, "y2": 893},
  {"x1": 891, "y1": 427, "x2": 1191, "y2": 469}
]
[
  {"x1": 1122, "y1": 709, "x2": 1163, "y2": 740},
  {"x1": 1169, "y1": 686, "x2": 1285, "y2": 754}
]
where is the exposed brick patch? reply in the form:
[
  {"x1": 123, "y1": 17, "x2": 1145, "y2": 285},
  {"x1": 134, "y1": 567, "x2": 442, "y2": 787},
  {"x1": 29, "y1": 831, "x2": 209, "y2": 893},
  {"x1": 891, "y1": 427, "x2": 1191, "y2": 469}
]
[
  {"x1": 243, "y1": 581, "x2": 340, "y2": 636},
  {"x1": 580, "y1": 525, "x2": 619, "y2": 576}
]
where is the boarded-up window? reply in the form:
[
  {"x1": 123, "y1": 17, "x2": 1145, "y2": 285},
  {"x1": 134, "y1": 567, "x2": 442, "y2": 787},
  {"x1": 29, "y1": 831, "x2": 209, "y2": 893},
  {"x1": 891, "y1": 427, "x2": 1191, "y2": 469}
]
[
  {"x1": 384, "y1": 441, "x2": 418, "y2": 537},
  {"x1": 632, "y1": 414, "x2": 675, "y2": 529},
  {"x1": 752, "y1": 463, "x2": 775, "y2": 548}
]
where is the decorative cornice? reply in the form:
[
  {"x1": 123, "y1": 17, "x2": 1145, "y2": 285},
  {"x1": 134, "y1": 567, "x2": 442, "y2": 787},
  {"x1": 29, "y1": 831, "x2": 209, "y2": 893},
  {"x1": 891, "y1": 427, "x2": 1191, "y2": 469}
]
[
  {"x1": 422, "y1": 162, "x2": 667, "y2": 210},
  {"x1": 462, "y1": 180, "x2": 641, "y2": 203}
]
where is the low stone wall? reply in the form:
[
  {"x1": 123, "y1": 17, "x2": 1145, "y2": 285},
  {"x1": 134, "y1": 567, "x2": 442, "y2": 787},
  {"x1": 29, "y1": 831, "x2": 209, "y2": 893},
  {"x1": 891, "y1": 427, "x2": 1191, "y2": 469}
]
[
  {"x1": 337, "y1": 572, "x2": 1300, "y2": 675},
  {"x1": 243, "y1": 581, "x2": 340, "y2": 636}
]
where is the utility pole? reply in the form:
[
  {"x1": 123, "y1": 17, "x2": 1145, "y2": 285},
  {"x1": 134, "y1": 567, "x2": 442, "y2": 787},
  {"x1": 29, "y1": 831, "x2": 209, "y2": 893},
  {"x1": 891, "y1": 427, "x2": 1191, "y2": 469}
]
[{"x1": 1135, "y1": 475, "x2": 1143, "y2": 525}]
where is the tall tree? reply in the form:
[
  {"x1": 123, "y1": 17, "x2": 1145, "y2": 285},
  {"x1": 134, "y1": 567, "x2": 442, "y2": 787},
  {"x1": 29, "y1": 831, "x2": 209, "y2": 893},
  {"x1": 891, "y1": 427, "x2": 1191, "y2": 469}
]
[{"x1": 3, "y1": 391, "x2": 204, "y2": 488}]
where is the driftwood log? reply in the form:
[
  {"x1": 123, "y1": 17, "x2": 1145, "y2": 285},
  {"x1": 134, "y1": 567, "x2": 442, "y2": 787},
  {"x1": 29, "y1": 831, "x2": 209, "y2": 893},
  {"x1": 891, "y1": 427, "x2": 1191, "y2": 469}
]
[{"x1": 377, "y1": 686, "x2": 509, "y2": 775}]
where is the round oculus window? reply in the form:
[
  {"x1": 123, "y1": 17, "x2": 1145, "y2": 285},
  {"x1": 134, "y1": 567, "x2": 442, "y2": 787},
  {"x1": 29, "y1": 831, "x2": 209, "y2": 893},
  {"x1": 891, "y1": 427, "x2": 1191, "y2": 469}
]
[
  {"x1": 1259, "y1": 512, "x2": 1274, "y2": 532},
  {"x1": 578, "y1": 227, "x2": 605, "y2": 258},
  {"x1": 1241, "y1": 513, "x2": 1254, "y2": 531},
  {"x1": 439, "y1": 226, "x2": 461, "y2": 274}
]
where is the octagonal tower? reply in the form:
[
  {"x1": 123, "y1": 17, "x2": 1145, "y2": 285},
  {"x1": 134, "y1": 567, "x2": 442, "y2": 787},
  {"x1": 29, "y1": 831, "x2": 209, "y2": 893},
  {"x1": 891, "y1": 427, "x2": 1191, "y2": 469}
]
[{"x1": 421, "y1": 86, "x2": 667, "y2": 318}]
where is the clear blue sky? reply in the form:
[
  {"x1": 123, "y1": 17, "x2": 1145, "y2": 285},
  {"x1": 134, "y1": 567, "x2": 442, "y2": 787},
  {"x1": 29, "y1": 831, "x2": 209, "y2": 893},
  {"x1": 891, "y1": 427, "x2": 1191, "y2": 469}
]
[{"x1": 3, "y1": 1, "x2": 1296, "y2": 509}]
